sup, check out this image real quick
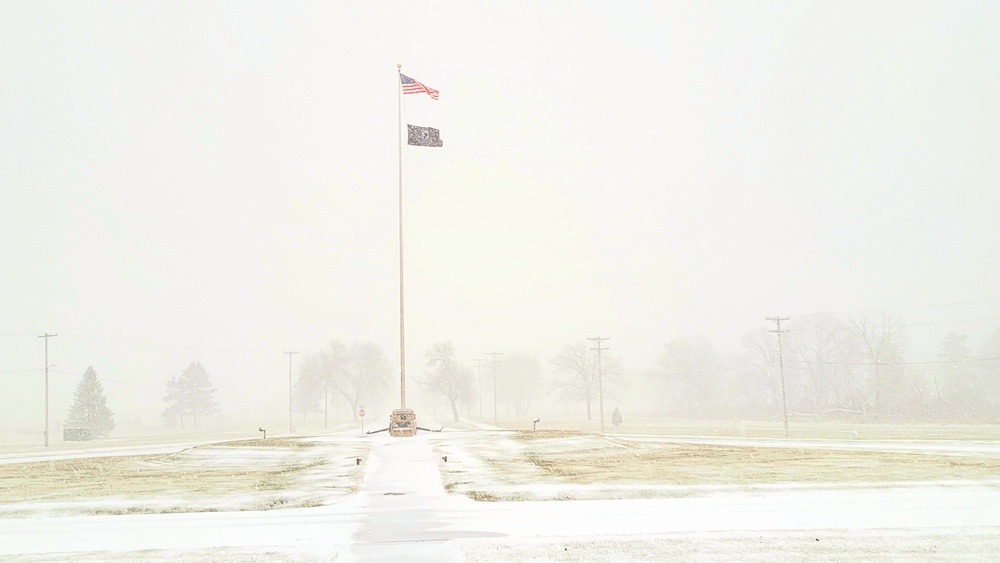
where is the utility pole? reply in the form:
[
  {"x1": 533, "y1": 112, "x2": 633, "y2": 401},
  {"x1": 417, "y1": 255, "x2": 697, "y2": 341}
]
[
  {"x1": 473, "y1": 358, "x2": 486, "y2": 422},
  {"x1": 766, "y1": 317, "x2": 790, "y2": 438},
  {"x1": 38, "y1": 333, "x2": 57, "y2": 447},
  {"x1": 284, "y1": 351, "x2": 298, "y2": 434},
  {"x1": 485, "y1": 352, "x2": 503, "y2": 426},
  {"x1": 588, "y1": 337, "x2": 610, "y2": 433}
]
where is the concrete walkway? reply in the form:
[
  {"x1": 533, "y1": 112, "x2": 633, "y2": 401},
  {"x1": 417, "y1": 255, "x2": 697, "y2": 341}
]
[{"x1": 342, "y1": 432, "x2": 467, "y2": 562}]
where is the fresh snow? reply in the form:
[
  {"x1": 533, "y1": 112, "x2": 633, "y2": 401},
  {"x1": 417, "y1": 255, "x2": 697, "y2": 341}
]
[{"x1": 1, "y1": 428, "x2": 999, "y2": 561}]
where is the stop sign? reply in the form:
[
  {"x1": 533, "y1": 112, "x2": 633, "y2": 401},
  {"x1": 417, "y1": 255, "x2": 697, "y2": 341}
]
[{"x1": 359, "y1": 409, "x2": 366, "y2": 418}]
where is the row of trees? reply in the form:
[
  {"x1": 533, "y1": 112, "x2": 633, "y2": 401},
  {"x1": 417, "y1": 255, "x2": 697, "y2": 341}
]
[
  {"x1": 756, "y1": 315, "x2": 996, "y2": 421},
  {"x1": 289, "y1": 341, "x2": 549, "y2": 424},
  {"x1": 537, "y1": 316, "x2": 999, "y2": 423},
  {"x1": 286, "y1": 317, "x2": 1000, "y2": 427},
  {"x1": 58, "y1": 315, "x2": 1000, "y2": 437},
  {"x1": 53, "y1": 362, "x2": 218, "y2": 438},
  {"x1": 644, "y1": 315, "x2": 1000, "y2": 422}
]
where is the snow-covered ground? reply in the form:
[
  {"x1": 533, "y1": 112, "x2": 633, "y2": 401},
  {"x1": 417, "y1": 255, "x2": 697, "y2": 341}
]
[
  {"x1": 2, "y1": 426, "x2": 1000, "y2": 561},
  {"x1": 434, "y1": 429, "x2": 1000, "y2": 501},
  {"x1": 0, "y1": 432, "x2": 249, "y2": 465},
  {"x1": 619, "y1": 434, "x2": 1000, "y2": 457},
  {"x1": 0, "y1": 432, "x2": 370, "y2": 518}
]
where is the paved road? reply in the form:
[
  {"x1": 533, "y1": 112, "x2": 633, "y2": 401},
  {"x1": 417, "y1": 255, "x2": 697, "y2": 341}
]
[{"x1": 3, "y1": 433, "x2": 1000, "y2": 561}]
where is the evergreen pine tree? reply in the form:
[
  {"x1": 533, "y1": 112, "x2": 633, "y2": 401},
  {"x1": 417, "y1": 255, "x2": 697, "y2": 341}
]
[
  {"x1": 611, "y1": 407, "x2": 623, "y2": 427},
  {"x1": 67, "y1": 366, "x2": 116, "y2": 436}
]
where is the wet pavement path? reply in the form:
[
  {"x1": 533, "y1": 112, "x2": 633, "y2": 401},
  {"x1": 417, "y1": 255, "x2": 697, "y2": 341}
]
[{"x1": 342, "y1": 433, "x2": 470, "y2": 562}]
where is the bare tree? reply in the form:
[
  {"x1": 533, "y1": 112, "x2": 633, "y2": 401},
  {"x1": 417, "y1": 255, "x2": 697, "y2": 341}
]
[
  {"x1": 740, "y1": 328, "x2": 782, "y2": 416},
  {"x1": 849, "y1": 313, "x2": 907, "y2": 420},
  {"x1": 421, "y1": 342, "x2": 473, "y2": 422},
  {"x1": 551, "y1": 342, "x2": 621, "y2": 420},
  {"x1": 937, "y1": 331, "x2": 978, "y2": 418},
  {"x1": 788, "y1": 313, "x2": 859, "y2": 414},
  {"x1": 294, "y1": 341, "x2": 389, "y2": 423},
  {"x1": 335, "y1": 342, "x2": 390, "y2": 421}
]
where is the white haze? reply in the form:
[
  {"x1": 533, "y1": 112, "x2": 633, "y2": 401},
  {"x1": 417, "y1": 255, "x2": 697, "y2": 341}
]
[{"x1": 1, "y1": 1, "x2": 998, "y2": 432}]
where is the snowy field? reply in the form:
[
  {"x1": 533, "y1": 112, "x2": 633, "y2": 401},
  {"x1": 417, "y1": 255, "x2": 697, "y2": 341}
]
[
  {"x1": 433, "y1": 428, "x2": 1000, "y2": 501},
  {"x1": 0, "y1": 431, "x2": 370, "y2": 518},
  {"x1": 2, "y1": 421, "x2": 1000, "y2": 561}
]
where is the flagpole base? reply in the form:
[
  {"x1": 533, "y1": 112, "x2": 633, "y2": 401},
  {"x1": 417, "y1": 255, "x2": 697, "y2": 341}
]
[{"x1": 389, "y1": 408, "x2": 417, "y2": 438}]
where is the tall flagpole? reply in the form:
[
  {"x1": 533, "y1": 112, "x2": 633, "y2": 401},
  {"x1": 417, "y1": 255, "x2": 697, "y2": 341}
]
[{"x1": 397, "y1": 63, "x2": 406, "y2": 410}]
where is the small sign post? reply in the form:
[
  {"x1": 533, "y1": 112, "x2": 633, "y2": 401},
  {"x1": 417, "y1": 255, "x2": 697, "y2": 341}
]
[{"x1": 359, "y1": 407, "x2": 366, "y2": 434}]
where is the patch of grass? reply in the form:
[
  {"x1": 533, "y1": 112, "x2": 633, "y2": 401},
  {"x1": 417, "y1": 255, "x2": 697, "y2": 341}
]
[
  {"x1": 560, "y1": 418, "x2": 1000, "y2": 441},
  {"x1": 514, "y1": 430, "x2": 587, "y2": 440},
  {"x1": 218, "y1": 438, "x2": 318, "y2": 448},
  {"x1": 87, "y1": 505, "x2": 223, "y2": 516},
  {"x1": 437, "y1": 428, "x2": 1000, "y2": 503},
  {"x1": 467, "y1": 491, "x2": 506, "y2": 502},
  {"x1": 0, "y1": 437, "x2": 369, "y2": 516},
  {"x1": 516, "y1": 436, "x2": 1000, "y2": 485}
]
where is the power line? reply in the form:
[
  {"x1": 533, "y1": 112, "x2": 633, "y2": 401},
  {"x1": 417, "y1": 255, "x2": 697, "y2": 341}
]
[
  {"x1": 0, "y1": 368, "x2": 41, "y2": 376},
  {"x1": 49, "y1": 368, "x2": 292, "y2": 388},
  {"x1": 603, "y1": 344, "x2": 665, "y2": 350},
  {"x1": 597, "y1": 353, "x2": 1000, "y2": 381},
  {"x1": 899, "y1": 316, "x2": 1000, "y2": 328},
  {"x1": 60, "y1": 333, "x2": 283, "y2": 354},
  {"x1": 786, "y1": 356, "x2": 1000, "y2": 367},
  {"x1": 625, "y1": 361, "x2": 772, "y2": 378},
  {"x1": 786, "y1": 296, "x2": 1000, "y2": 319},
  {"x1": 571, "y1": 306, "x2": 1000, "y2": 353}
]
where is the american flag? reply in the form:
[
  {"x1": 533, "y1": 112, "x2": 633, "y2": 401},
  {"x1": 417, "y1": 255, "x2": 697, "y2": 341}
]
[{"x1": 400, "y1": 73, "x2": 439, "y2": 100}]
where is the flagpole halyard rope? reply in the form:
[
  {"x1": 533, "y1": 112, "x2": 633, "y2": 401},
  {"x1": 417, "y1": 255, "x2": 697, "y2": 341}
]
[{"x1": 397, "y1": 63, "x2": 406, "y2": 410}]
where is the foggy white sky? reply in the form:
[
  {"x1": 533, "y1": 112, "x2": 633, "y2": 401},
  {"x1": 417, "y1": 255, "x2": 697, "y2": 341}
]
[{"x1": 2, "y1": 1, "x2": 999, "y2": 429}]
